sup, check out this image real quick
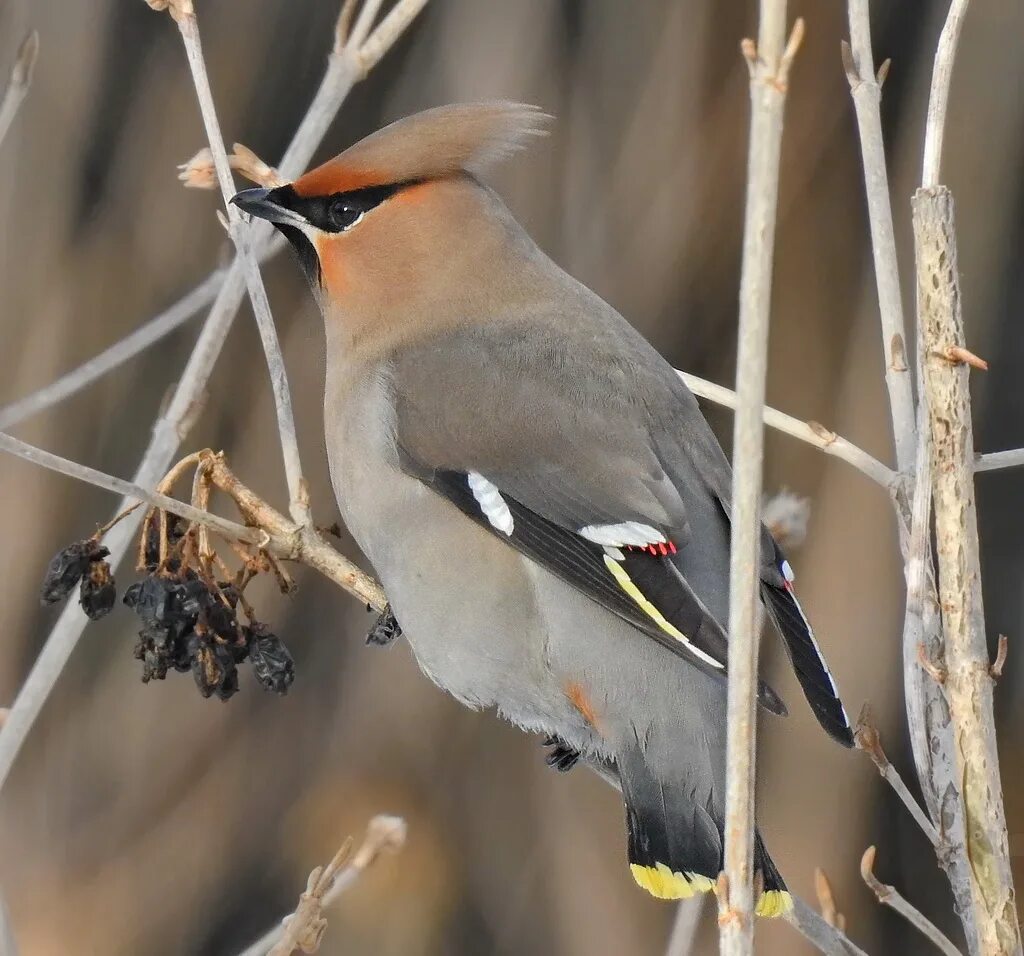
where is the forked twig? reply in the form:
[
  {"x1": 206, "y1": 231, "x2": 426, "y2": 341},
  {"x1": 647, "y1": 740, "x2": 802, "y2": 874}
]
[
  {"x1": 238, "y1": 815, "x2": 407, "y2": 956},
  {"x1": 854, "y1": 705, "x2": 940, "y2": 847},
  {"x1": 860, "y1": 847, "x2": 962, "y2": 956}
]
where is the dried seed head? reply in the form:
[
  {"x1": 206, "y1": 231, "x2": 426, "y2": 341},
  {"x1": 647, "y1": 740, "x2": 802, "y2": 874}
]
[
  {"x1": 40, "y1": 539, "x2": 109, "y2": 605},
  {"x1": 80, "y1": 560, "x2": 117, "y2": 620},
  {"x1": 248, "y1": 624, "x2": 295, "y2": 694}
]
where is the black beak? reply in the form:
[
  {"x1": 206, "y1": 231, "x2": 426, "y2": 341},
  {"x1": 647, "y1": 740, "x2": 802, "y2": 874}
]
[{"x1": 231, "y1": 187, "x2": 296, "y2": 225}]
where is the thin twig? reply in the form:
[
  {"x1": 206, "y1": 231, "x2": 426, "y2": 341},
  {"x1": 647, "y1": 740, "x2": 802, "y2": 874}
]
[
  {"x1": 0, "y1": 888, "x2": 17, "y2": 956},
  {"x1": 0, "y1": 31, "x2": 38, "y2": 150},
  {"x1": 0, "y1": 265, "x2": 239, "y2": 430},
  {"x1": 854, "y1": 705, "x2": 941, "y2": 847},
  {"x1": 921, "y1": 0, "x2": 971, "y2": 189},
  {"x1": 720, "y1": 8, "x2": 801, "y2": 952},
  {"x1": 0, "y1": 432, "x2": 259, "y2": 544},
  {"x1": 0, "y1": 0, "x2": 426, "y2": 794},
  {"x1": 860, "y1": 847, "x2": 963, "y2": 956},
  {"x1": 786, "y1": 895, "x2": 868, "y2": 956},
  {"x1": 237, "y1": 815, "x2": 407, "y2": 956},
  {"x1": 172, "y1": 7, "x2": 309, "y2": 526},
  {"x1": 843, "y1": 1, "x2": 916, "y2": 472},
  {"x1": 664, "y1": 898, "x2": 703, "y2": 956},
  {"x1": 974, "y1": 448, "x2": 1024, "y2": 472},
  {"x1": 680, "y1": 371, "x2": 896, "y2": 488}
]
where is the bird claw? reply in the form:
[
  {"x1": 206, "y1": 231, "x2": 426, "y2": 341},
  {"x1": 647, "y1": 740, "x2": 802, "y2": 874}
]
[
  {"x1": 543, "y1": 735, "x2": 581, "y2": 772},
  {"x1": 367, "y1": 604, "x2": 402, "y2": 646}
]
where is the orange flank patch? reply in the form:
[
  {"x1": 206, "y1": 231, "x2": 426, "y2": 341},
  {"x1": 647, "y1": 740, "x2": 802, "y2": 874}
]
[
  {"x1": 565, "y1": 680, "x2": 601, "y2": 732},
  {"x1": 292, "y1": 161, "x2": 385, "y2": 197}
]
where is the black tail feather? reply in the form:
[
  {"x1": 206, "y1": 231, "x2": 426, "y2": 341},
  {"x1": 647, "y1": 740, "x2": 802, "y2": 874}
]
[{"x1": 618, "y1": 748, "x2": 790, "y2": 915}]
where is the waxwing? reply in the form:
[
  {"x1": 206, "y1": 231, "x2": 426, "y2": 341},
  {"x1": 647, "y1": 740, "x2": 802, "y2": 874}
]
[{"x1": 232, "y1": 102, "x2": 853, "y2": 915}]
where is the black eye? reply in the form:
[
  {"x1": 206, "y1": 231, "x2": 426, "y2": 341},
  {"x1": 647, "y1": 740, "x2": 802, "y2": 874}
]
[{"x1": 328, "y1": 199, "x2": 363, "y2": 231}]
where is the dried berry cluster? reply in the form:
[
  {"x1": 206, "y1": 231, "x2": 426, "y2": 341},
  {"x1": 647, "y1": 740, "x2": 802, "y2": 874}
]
[
  {"x1": 40, "y1": 509, "x2": 294, "y2": 701},
  {"x1": 40, "y1": 537, "x2": 116, "y2": 620}
]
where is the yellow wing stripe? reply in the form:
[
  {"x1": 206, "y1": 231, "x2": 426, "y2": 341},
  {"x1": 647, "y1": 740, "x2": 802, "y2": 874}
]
[{"x1": 602, "y1": 554, "x2": 724, "y2": 670}]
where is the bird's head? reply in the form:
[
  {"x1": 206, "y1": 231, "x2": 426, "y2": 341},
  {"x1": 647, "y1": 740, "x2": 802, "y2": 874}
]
[{"x1": 232, "y1": 102, "x2": 549, "y2": 341}]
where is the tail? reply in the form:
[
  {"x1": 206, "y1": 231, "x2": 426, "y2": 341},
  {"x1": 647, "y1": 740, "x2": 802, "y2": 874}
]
[{"x1": 618, "y1": 748, "x2": 791, "y2": 917}]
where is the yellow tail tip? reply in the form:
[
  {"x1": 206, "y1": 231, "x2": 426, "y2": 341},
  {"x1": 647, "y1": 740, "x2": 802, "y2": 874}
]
[
  {"x1": 755, "y1": 889, "x2": 794, "y2": 918},
  {"x1": 630, "y1": 862, "x2": 716, "y2": 901}
]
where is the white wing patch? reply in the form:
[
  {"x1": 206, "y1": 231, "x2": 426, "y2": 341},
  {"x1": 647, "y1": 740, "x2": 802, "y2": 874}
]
[
  {"x1": 579, "y1": 521, "x2": 666, "y2": 548},
  {"x1": 467, "y1": 472, "x2": 513, "y2": 535}
]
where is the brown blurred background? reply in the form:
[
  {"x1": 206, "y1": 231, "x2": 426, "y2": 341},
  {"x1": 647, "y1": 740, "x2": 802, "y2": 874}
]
[{"x1": 1, "y1": 1, "x2": 1022, "y2": 953}]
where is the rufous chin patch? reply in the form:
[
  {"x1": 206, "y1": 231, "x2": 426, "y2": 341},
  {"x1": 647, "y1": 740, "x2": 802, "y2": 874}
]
[{"x1": 315, "y1": 234, "x2": 348, "y2": 294}]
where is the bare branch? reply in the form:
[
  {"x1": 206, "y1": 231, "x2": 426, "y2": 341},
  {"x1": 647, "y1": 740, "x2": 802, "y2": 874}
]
[
  {"x1": 861, "y1": 847, "x2": 963, "y2": 956},
  {"x1": 0, "y1": 0, "x2": 426, "y2": 794},
  {"x1": 0, "y1": 432, "x2": 259, "y2": 544},
  {"x1": 358, "y1": 0, "x2": 430, "y2": 74},
  {"x1": 914, "y1": 187, "x2": 1020, "y2": 955},
  {"x1": 0, "y1": 265, "x2": 238, "y2": 430},
  {"x1": 0, "y1": 888, "x2": 17, "y2": 956},
  {"x1": 843, "y1": 2, "x2": 916, "y2": 472},
  {"x1": 679, "y1": 371, "x2": 897, "y2": 488},
  {"x1": 720, "y1": 8, "x2": 801, "y2": 951},
  {"x1": 854, "y1": 705, "x2": 941, "y2": 847},
  {"x1": 169, "y1": 7, "x2": 310, "y2": 526},
  {"x1": 921, "y1": 0, "x2": 971, "y2": 188},
  {"x1": 664, "y1": 899, "x2": 703, "y2": 956},
  {"x1": 0, "y1": 31, "x2": 38, "y2": 150},
  {"x1": 974, "y1": 449, "x2": 1024, "y2": 473},
  {"x1": 238, "y1": 815, "x2": 407, "y2": 956},
  {"x1": 786, "y1": 895, "x2": 868, "y2": 956}
]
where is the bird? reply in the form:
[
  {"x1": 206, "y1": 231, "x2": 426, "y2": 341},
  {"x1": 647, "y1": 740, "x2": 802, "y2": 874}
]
[{"x1": 231, "y1": 102, "x2": 853, "y2": 917}]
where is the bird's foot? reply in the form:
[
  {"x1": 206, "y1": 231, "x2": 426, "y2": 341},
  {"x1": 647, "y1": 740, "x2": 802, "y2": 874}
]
[
  {"x1": 543, "y1": 734, "x2": 581, "y2": 772},
  {"x1": 366, "y1": 604, "x2": 402, "y2": 646}
]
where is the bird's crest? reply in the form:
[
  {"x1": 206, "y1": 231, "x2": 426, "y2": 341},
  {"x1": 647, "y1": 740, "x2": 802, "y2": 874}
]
[{"x1": 291, "y1": 102, "x2": 550, "y2": 197}]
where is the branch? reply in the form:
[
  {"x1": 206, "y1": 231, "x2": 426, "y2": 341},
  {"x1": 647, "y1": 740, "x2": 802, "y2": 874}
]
[
  {"x1": 786, "y1": 895, "x2": 868, "y2": 956},
  {"x1": 168, "y1": 4, "x2": 309, "y2": 526},
  {"x1": 0, "y1": 31, "x2": 38, "y2": 151},
  {"x1": 0, "y1": 432, "x2": 259, "y2": 544},
  {"x1": 679, "y1": 371, "x2": 896, "y2": 488},
  {"x1": 921, "y1": 0, "x2": 971, "y2": 188},
  {"x1": 913, "y1": 186, "x2": 1020, "y2": 955},
  {"x1": 0, "y1": 0, "x2": 426, "y2": 794},
  {"x1": 664, "y1": 898, "x2": 703, "y2": 956},
  {"x1": 853, "y1": 705, "x2": 941, "y2": 847},
  {"x1": 842, "y1": 2, "x2": 916, "y2": 472},
  {"x1": 720, "y1": 9, "x2": 802, "y2": 952},
  {"x1": 860, "y1": 847, "x2": 963, "y2": 956},
  {"x1": 974, "y1": 448, "x2": 1024, "y2": 473},
  {"x1": 236, "y1": 815, "x2": 407, "y2": 956},
  {"x1": 0, "y1": 888, "x2": 17, "y2": 956}
]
